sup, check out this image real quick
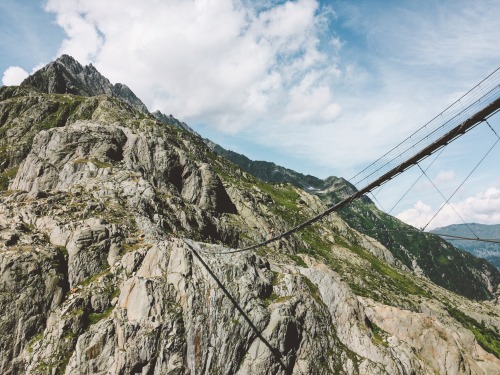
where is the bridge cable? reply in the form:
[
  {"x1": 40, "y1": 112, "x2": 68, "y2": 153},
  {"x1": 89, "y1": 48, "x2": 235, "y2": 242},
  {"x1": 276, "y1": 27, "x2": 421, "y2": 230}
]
[
  {"x1": 203, "y1": 99, "x2": 500, "y2": 255},
  {"x1": 431, "y1": 233, "x2": 500, "y2": 244},
  {"x1": 486, "y1": 119, "x2": 500, "y2": 138},
  {"x1": 348, "y1": 74, "x2": 500, "y2": 188},
  {"x1": 200, "y1": 74, "x2": 500, "y2": 255},
  {"x1": 347, "y1": 67, "x2": 500, "y2": 187},
  {"x1": 417, "y1": 163, "x2": 478, "y2": 236},
  {"x1": 387, "y1": 146, "x2": 446, "y2": 214},
  {"x1": 369, "y1": 192, "x2": 387, "y2": 212},
  {"x1": 420, "y1": 131, "x2": 500, "y2": 232},
  {"x1": 181, "y1": 239, "x2": 295, "y2": 373}
]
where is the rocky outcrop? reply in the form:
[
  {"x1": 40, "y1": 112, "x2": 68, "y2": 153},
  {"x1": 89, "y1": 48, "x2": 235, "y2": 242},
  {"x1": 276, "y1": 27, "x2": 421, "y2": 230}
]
[
  {"x1": 2, "y1": 204, "x2": 498, "y2": 374},
  {"x1": 20, "y1": 55, "x2": 148, "y2": 113},
  {"x1": 1, "y1": 119, "x2": 498, "y2": 373},
  {"x1": 153, "y1": 110, "x2": 198, "y2": 135},
  {"x1": 361, "y1": 299, "x2": 500, "y2": 374},
  {"x1": 10, "y1": 120, "x2": 238, "y2": 246}
]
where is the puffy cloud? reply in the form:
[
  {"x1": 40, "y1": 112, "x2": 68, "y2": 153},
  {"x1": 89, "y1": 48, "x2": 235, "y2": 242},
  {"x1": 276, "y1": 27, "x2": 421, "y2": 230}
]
[
  {"x1": 396, "y1": 187, "x2": 500, "y2": 230},
  {"x1": 434, "y1": 170, "x2": 455, "y2": 184},
  {"x1": 396, "y1": 201, "x2": 434, "y2": 230},
  {"x1": 44, "y1": 0, "x2": 341, "y2": 132},
  {"x1": 38, "y1": 0, "x2": 500, "y2": 183},
  {"x1": 2, "y1": 66, "x2": 29, "y2": 86}
]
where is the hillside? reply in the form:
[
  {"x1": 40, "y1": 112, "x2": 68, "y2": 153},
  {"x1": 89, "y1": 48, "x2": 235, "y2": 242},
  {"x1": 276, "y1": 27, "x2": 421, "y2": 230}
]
[
  {"x1": 208, "y1": 143, "x2": 500, "y2": 300},
  {"x1": 0, "y1": 56, "x2": 499, "y2": 374},
  {"x1": 20, "y1": 54, "x2": 148, "y2": 114},
  {"x1": 431, "y1": 223, "x2": 500, "y2": 269}
]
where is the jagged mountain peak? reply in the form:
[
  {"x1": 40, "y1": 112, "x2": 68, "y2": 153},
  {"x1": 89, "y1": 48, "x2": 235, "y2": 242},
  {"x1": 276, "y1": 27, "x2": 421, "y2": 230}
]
[
  {"x1": 55, "y1": 54, "x2": 83, "y2": 71},
  {"x1": 20, "y1": 54, "x2": 149, "y2": 114},
  {"x1": 152, "y1": 109, "x2": 198, "y2": 135}
]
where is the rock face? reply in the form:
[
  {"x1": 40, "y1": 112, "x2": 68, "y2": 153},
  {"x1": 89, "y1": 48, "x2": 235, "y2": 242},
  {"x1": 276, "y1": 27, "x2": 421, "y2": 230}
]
[
  {"x1": 21, "y1": 55, "x2": 148, "y2": 114},
  {"x1": 152, "y1": 110, "x2": 198, "y2": 135},
  {"x1": 0, "y1": 57, "x2": 500, "y2": 374}
]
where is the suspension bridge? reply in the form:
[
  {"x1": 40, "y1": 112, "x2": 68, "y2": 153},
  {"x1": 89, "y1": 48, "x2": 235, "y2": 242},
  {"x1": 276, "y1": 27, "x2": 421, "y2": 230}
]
[
  {"x1": 182, "y1": 68, "x2": 500, "y2": 371},
  {"x1": 208, "y1": 66, "x2": 500, "y2": 253}
]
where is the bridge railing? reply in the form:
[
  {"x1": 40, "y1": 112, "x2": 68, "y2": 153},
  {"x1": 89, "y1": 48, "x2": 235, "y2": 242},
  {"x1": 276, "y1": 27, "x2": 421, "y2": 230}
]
[{"x1": 349, "y1": 67, "x2": 500, "y2": 189}]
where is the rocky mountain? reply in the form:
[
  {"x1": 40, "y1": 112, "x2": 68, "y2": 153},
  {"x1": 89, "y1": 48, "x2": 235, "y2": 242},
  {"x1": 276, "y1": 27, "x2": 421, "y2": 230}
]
[
  {"x1": 0, "y1": 56, "x2": 500, "y2": 374},
  {"x1": 206, "y1": 142, "x2": 369, "y2": 201},
  {"x1": 209, "y1": 143, "x2": 500, "y2": 300},
  {"x1": 205, "y1": 142, "x2": 331, "y2": 192},
  {"x1": 20, "y1": 54, "x2": 148, "y2": 114},
  {"x1": 152, "y1": 110, "x2": 198, "y2": 135},
  {"x1": 431, "y1": 224, "x2": 500, "y2": 269}
]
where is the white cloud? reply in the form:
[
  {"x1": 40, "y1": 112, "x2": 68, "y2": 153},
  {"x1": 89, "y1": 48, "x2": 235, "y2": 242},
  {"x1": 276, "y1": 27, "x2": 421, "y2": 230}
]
[
  {"x1": 2, "y1": 66, "x2": 29, "y2": 85},
  {"x1": 396, "y1": 201, "x2": 434, "y2": 230},
  {"x1": 434, "y1": 170, "x2": 455, "y2": 184},
  {"x1": 38, "y1": 0, "x2": 500, "y2": 184},
  {"x1": 396, "y1": 187, "x2": 500, "y2": 230},
  {"x1": 44, "y1": 0, "x2": 340, "y2": 133},
  {"x1": 284, "y1": 71, "x2": 342, "y2": 123}
]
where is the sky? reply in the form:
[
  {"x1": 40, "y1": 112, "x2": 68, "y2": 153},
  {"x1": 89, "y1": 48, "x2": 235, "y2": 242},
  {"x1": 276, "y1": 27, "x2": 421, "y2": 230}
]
[{"x1": 1, "y1": 0, "x2": 500, "y2": 230}]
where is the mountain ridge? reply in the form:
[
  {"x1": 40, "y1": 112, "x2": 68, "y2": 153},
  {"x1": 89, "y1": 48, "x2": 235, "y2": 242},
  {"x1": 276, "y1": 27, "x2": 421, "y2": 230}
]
[
  {"x1": 152, "y1": 109, "x2": 198, "y2": 135},
  {"x1": 20, "y1": 54, "x2": 149, "y2": 114},
  {"x1": 431, "y1": 223, "x2": 500, "y2": 269},
  {"x1": 11, "y1": 54, "x2": 500, "y2": 300}
]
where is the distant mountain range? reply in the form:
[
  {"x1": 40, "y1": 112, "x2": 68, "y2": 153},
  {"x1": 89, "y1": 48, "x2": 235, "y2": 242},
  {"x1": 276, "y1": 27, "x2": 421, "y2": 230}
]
[{"x1": 431, "y1": 223, "x2": 500, "y2": 269}]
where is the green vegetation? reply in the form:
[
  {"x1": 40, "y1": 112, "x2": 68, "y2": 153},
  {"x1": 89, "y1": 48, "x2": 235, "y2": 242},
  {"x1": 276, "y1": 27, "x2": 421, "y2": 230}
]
[
  {"x1": 33, "y1": 351, "x2": 73, "y2": 375},
  {"x1": 446, "y1": 305, "x2": 500, "y2": 359},
  {"x1": 286, "y1": 253, "x2": 307, "y2": 267},
  {"x1": 297, "y1": 223, "x2": 429, "y2": 306},
  {"x1": 55, "y1": 245, "x2": 68, "y2": 257},
  {"x1": 27, "y1": 332, "x2": 44, "y2": 353},
  {"x1": 73, "y1": 157, "x2": 112, "y2": 168},
  {"x1": 0, "y1": 166, "x2": 18, "y2": 190},
  {"x1": 38, "y1": 96, "x2": 85, "y2": 130},
  {"x1": 367, "y1": 320, "x2": 388, "y2": 347},
  {"x1": 302, "y1": 277, "x2": 323, "y2": 304},
  {"x1": 0, "y1": 144, "x2": 8, "y2": 165},
  {"x1": 254, "y1": 180, "x2": 309, "y2": 226},
  {"x1": 263, "y1": 291, "x2": 292, "y2": 306},
  {"x1": 78, "y1": 269, "x2": 110, "y2": 287},
  {"x1": 300, "y1": 227, "x2": 332, "y2": 254},
  {"x1": 63, "y1": 330, "x2": 76, "y2": 340},
  {"x1": 437, "y1": 255, "x2": 450, "y2": 265},
  {"x1": 344, "y1": 238, "x2": 429, "y2": 297},
  {"x1": 335, "y1": 200, "x2": 500, "y2": 300},
  {"x1": 263, "y1": 291, "x2": 280, "y2": 307},
  {"x1": 68, "y1": 308, "x2": 84, "y2": 318},
  {"x1": 88, "y1": 306, "x2": 114, "y2": 325}
]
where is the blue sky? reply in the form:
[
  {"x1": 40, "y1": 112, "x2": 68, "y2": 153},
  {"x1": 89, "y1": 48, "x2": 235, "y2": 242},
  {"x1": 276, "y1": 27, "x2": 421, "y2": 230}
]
[{"x1": 2, "y1": 0, "x2": 500, "y2": 229}]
